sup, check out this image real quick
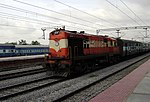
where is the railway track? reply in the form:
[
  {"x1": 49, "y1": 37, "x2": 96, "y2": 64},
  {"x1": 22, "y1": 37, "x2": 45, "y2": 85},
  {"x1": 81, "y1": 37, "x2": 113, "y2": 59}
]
[
  {"x1": 0, "y1": 56, "x2": 44, "y2": 72},
  {"x1": 0, "y1": 66, "x2": 46, "y2": 81},
  {"x1": 0, "y1": 76, "x2": 65, "y2": 100},
  {"x1": 33, "y1": 53, "x2": 150, "y2": 102},
  {"x1": 1, "y1": 53, "x2": 150, "y2": 102}
]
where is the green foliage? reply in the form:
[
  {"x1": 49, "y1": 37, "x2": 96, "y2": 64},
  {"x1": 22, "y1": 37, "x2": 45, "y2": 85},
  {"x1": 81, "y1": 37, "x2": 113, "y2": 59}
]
[
  {"x1": 18, "y1": 39, "x2": 28, "y2": 45},
  {"x1": 5, "y1": 42, "x2": 17, "y2": 45},
  {"x1": 31, "y1": 40, "x2": 41, "y2": 45},
  {"x1": 5, "y1": 40, "x2": 41, "y2": 45}
]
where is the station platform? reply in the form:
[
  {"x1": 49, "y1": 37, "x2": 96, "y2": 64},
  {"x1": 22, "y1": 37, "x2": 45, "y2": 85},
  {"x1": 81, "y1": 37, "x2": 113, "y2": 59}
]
[
  {"x1": 89, "y1": 58, "x2": 150, "y2": 102},
  {"x1": 0, "y1": 54, "x2": 45, "y2": 62}
]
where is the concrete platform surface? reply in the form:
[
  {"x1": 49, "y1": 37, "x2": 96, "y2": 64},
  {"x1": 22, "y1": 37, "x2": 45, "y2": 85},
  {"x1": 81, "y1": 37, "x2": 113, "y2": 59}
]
[
  {"x1": 126, "y1": 71, "x2": 150, "y2": 102},
  {"x1": 89, "y1": 59, "x2": 150, "y2": 102}
]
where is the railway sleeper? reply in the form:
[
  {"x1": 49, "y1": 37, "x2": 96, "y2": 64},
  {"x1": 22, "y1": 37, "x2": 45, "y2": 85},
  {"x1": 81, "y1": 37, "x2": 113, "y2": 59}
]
[{"x1": 46, "y1": 63, "x2": 70, "y2": 77}]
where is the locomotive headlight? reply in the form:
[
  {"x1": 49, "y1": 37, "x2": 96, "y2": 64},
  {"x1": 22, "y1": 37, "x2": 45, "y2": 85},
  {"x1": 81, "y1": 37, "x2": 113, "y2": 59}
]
[{"x1": 55, "y1": 41, "x2": 59, "y2": 46}]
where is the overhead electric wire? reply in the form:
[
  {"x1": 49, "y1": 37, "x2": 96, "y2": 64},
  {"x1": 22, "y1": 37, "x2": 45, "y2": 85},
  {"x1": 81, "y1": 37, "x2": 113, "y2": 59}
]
[
  {"x1": 54, "y1": 0, "x2": 118, "y2": 27},
  {"x1": 12, "y1": 0, "x2": 104, "y2": 28},
  {"x1": 0, "y1": 17, "x2": 95, "y2": 33},
  {"x1": 0, "y1": 14, "x2": 52, "y2": 26},
  {"x1": 0, "y1": 3, "x2": 97, "y2": 26},
  {"x1": 119, "y1": 0, "x2": 147, "y2": 26},
  {"x1": 106, "y1": 0, "x2": 141, "y2": 26},
  {"x1": 0, "y1": 4, "x2": 98, "y2": 30},
  {"x1": 138, "y1": 31, "x2": 147, "y2": 37},
  {"x1": 0, "y1": 10, "x2": 97, "y2": 30},
  {"x1": 0, "y1": 12, "x2": 61, "y2": 26},
  {"x1": 0, "y1": 23, "x2": 40, "y2": 30},
  {"x1": 0, "y1": 13, "x2": 95, "y2": 33}
]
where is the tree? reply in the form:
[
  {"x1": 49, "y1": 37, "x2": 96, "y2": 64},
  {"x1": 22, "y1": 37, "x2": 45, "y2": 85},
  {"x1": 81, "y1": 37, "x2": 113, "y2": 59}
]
[
  {"x1": 5, "y1": 42, "x2": 17, "y2": 45},
  {"x1": 19, "y1": 39, "x2": 28, "y2": 45},
  {"x1": 31, "y1": 41, "x2": 40, "y2": 45}
]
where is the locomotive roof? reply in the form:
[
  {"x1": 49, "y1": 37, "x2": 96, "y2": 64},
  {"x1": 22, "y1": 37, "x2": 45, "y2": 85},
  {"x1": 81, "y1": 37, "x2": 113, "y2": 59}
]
[
  {"x1": 51, "y1": 29, "x2": 104, "y2": 37},
  {"x1": 59, "y1": 29, "x2": 116, "y2": 41},
  {"x1": 51, "y1": 29, "x2": 149, "y2": 44}
]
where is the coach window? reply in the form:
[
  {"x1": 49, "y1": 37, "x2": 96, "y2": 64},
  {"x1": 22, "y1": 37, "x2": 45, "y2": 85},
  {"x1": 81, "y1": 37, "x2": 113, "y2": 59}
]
[{"x1": 3, "y1": 50, "x2": 6, "y2": 53}]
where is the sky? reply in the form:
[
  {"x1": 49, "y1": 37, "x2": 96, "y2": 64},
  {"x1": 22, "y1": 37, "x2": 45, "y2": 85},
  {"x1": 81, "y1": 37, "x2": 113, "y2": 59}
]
[{"x1": 0, "y1": 0, "x2": 150, "y2": 45}]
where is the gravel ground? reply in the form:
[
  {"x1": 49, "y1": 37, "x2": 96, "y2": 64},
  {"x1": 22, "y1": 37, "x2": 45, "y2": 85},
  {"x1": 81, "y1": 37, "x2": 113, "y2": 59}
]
[
  {"x1": 1, "y1": 53, "x2": 149, "y2": 102},
  {"x1": 0, "y1": 72, "x2": 47, "y2": 89},
  {"x1": 2, "y1": 73, "x2": 96, "y2": 102},
  {"x1": 62, "y1": 56, "x2": 150, "y2": 102},
  {"x1": 0, "y1": 61, "x2": 44, "y2": 72},
  {"x1": 0, "y1": 66, "x2": 43, "y2": 76},
  {"x1": 0, "y1": 78, "x2": 59, "y2": 99}
]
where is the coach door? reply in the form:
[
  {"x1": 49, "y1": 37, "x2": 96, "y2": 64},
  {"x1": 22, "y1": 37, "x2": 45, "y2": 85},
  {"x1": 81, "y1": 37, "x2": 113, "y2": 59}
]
[
  {"x1": 125, "y1": 43, "x2": 128, "y2": 56},
  {"x1": 68, "y1": 38, "x2": 83, "y2": 59}
]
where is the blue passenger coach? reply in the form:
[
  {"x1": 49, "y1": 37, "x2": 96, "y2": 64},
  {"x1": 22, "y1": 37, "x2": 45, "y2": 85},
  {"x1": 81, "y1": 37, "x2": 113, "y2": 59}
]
[
  {"x1": 15, "y1": 45, "x2": 49, "y2": 56},
  {"x1": 0, "y1": 44, "x2": 16, "y2": 57},
  {"x1": 0, "y1": 44, "x2": 49, "y2": 57}
]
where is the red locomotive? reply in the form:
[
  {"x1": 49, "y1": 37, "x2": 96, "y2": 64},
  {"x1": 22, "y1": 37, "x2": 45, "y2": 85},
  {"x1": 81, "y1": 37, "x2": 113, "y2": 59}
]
[
  {"x1": 44, "y1": 27, "x2": 150, "y2": 77},
  {"x1": 44, "y1": 28, "x2": 124, "y2": 77}
]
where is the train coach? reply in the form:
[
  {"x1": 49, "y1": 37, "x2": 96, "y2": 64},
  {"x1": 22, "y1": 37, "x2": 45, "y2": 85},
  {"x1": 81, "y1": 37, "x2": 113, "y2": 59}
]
[
  {"x1": 117, "y1": 39, "x2": 150, "y2": 57},
  {"x1": 0, "y1": 44, "x2": 49, "y2": 57},
  {"x1": 0, "y1": 44, "x2": 16, "y2": 57},
  {"x1": 44, "y1": 28, "x2": 150, "y2": 77},
  {"x1": 15, "y1": 45, "x2": 48, "y2": 56}
]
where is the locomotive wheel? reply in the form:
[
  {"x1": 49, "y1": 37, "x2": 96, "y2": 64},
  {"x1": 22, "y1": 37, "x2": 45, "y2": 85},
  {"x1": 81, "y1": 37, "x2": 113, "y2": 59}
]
[{"x1": 45, "y1": 63, "x2": 71, "y2": 77}]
